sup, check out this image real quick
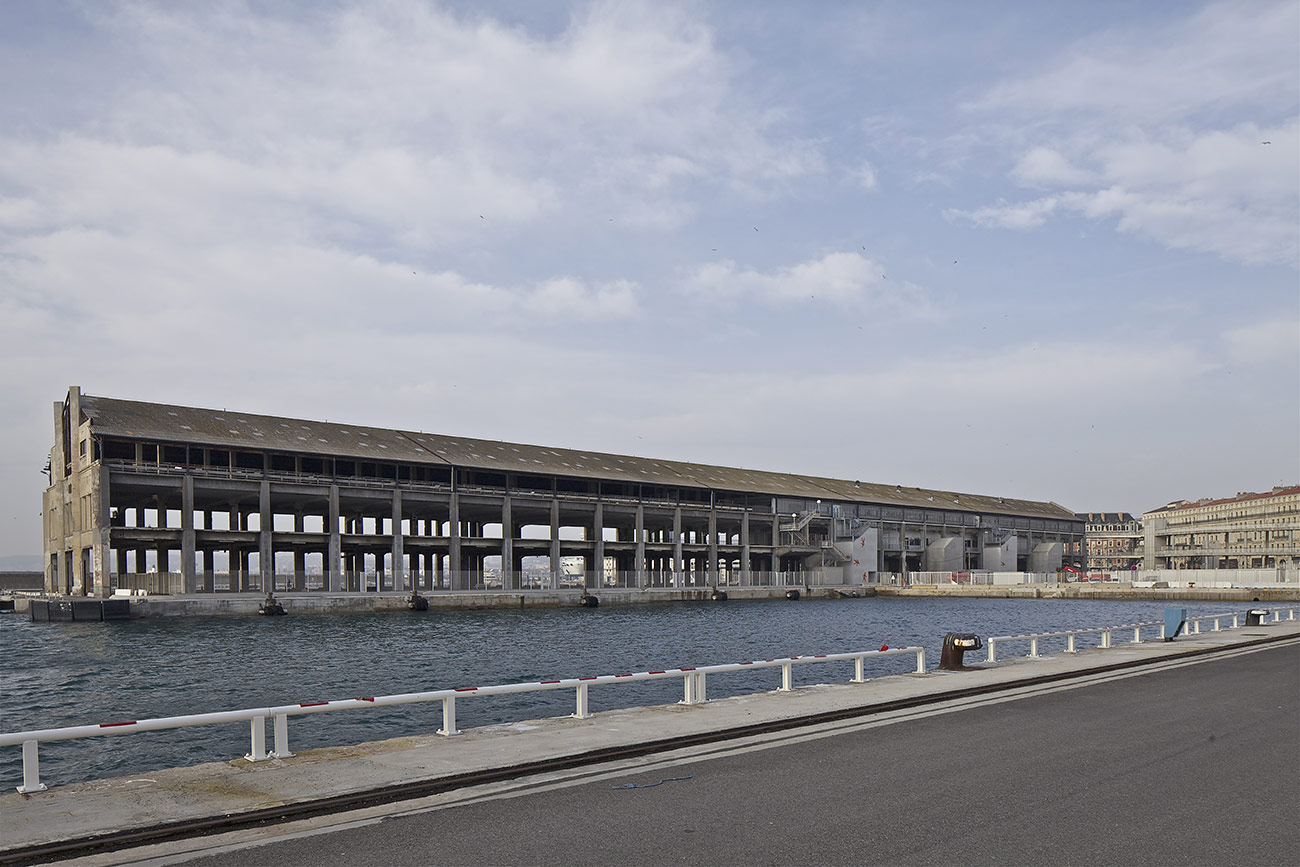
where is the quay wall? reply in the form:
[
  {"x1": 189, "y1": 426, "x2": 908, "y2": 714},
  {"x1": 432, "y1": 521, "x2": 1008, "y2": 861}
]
[
  {"x1": 9, "y1": 585, "x2": 851, "y2": 616},
  {"x1": 874, "y1": 584, "x2": 1300, "y2": 602},
  {"x1": 9, "y1": 581, "x2": 1299, "y2": 617}
]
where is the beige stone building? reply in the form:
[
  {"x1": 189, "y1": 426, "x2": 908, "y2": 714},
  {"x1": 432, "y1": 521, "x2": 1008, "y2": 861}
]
[
  {"x1": 1075, "y1": 512, "x2": 1144, "y2": 573},
  {"x1": 1142, "y1": 486, "x2": 1300, "y2": 570}
]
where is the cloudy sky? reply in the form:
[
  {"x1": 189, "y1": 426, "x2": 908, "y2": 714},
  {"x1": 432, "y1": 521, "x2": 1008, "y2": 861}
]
[{"x1": 1, "y1": 0, "x2": 1296, "y2": 560}]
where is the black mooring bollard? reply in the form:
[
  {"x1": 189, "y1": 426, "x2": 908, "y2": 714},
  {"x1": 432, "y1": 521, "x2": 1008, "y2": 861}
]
[
  {"x1": 939, "y1": 633, "x2": 983, "y2": 670},
  {"x1": 1245, "y1": 608, "x2": 1268, "y2": 626}
]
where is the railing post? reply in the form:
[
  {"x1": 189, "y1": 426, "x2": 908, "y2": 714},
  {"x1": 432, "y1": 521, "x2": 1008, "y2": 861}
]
[
  {"x1": 1029, "y1": 637, "x2": 1039, "y2": 658},
  {"x1": 246, "y1": 714, "x2": 268, "y2": 762},
  {"x1": 1132, "y1": 625, "x2": 1141, "y2": 644},
  {"x1": 573, "y1": 683, "x2": 592, "y2": 719},
  {"x1": 272, "y1": 713, "x2": 293, "y2": 758},
  {"x1": 987, "y1": 640, "x2": 997, "y2": 663},
  {"x1": 915, "y1": 647, "x2": 926, "y2": 673},
  {"x1": 1066, "y1": 634, "x2": 1076, "y2": 652},
  {"x1": 780, "y1": 662, "x2": 794, "y2": 691},
  {"x1": 1213, "y1": 617, "x2": 1220, "y2": 632},
  {"x1": 682, "y1": 673, "x2": 695, "y2": 705},
  {"x1": 696, "y1": 672, "x2": 707, "y2": 702},
  {"x1": 1231, "y1": 614, "x2": 1239, "y2": 628},
  {"x1": 438, "y1": 696, "x2": 460, "y2": 736},
  {"x1": 18, "y1": 740, "x2": 46, "y2": 794},
  {"x1": 853, "y1": 655, "x2": 867, "y2": 683}
]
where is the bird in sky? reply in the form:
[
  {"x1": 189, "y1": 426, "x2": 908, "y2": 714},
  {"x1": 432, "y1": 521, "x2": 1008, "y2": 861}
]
[{"x1": 1262, "y1": 141, "x2": 1271, "y2": 144}]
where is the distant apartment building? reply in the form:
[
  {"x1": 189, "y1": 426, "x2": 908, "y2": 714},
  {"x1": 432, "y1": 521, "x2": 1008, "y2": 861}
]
[
  {"x1": 1142, "y1": 486, "x2": 1300, "y2": 570},
  {"x1": 1074, "y1": 512, "x2": 1143, "y2": 573}
]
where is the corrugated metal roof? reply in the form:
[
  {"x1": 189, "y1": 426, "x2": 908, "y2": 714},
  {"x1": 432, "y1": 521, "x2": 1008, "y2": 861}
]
[{"x1": 79, "y1": 393, "x2": 1077, "y2": 521}]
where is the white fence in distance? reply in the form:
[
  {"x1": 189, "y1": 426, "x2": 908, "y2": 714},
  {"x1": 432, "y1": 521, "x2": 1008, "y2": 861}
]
[{"x1": 985, "y1": 606, "x2": 1298, "y2": 662}]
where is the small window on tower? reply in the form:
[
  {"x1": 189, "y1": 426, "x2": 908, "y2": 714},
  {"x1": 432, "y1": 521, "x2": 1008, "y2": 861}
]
[{"x1": 79, "y1": 440, "x2": 87, "y2": 456}]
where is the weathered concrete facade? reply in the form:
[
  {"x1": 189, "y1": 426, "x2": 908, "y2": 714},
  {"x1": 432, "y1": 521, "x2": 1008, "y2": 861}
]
[{"x1": 44, "y1": 387, "x2": 1083, "y2": 597}]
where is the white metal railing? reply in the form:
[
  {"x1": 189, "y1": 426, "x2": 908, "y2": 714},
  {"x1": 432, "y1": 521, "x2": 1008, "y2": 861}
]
[
  {"x1": 0, "y1": 646, "x2": 925, "y2": 793},
  {"x1": 986, "y1": 607, "x2": 1298, "y2": 663}
]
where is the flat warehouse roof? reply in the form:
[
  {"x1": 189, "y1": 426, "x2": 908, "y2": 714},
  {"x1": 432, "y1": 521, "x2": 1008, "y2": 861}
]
[{"x1": 75, "y1": 392, "x2": 1077, "y2": 522}]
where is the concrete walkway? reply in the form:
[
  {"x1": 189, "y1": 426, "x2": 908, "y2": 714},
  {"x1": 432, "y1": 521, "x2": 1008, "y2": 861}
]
[{"x1": 3, "y1": 619, "x2": 1297, "y2": 864}]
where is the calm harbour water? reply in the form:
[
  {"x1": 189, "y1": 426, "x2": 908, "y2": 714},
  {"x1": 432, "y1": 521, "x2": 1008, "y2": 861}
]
[{"x1": 0, "y1": 596, "x2": 1245, "y2": 787}]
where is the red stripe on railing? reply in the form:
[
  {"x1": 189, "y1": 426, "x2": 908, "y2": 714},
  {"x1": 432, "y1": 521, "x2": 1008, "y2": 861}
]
[
  {"x1": 540, "y1": 680, "x2": 561, "y2": 684},
  {"x1": 740, "y1": 661, "x2": 753, "y2": 665},
  {"x1": 355, "y1": 697, "x2": 374, "y2": 702},
  {"x1": 300, "y1": 701, "x2": 328, "y2": 707},
  {"x1": 455, "y1": 687, "x2": 478, "y2": 692},
  {"x1": 649, "y1": 670, "x2": 665, "y2": 674},
  {"x1": 579, "y1": 676, "x2": 597, "y2": 681},
  {"x1": 680, "y1": 667, "x2": 696, "y2": 671},
  {"x1": 99, "y1": 721, "x2": 136, "y2": 728}
]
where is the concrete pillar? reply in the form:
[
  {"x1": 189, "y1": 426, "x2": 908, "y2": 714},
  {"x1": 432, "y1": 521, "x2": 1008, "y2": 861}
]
[
  {"x1": 501, "y1": 496, "x2": 514, "y2": 591},
  {"x1": 708, "y1": 504, "x2": 718, "y2": 586},
  {"x1": 328, "y1": 485, "x2": 341, "y2": 592},
  {"x1": 741, "y1": 511, "x2": 751, "y2": 586},
  {"x1": 593, "y1": 501, "x2": 605, "y2": 589},
  {"x1": 448, "y1": 493, "x2": 462, "y2": 590},
  {"x1": 201, "y1": 549, "x2": 214, "y2": 592},
  {"x1": 549, "y1": 498, "x2": 560, "y2": 590},
  {"x1": 181, "y1": 475, "x2": 196, "y2": 594},
  {"x1": 93, "y1": 464, "x2": 113, "y2": 597},
  {"x1": 673, "y1": 507, "x2": 683, "y2": 588},
  {"x1": 635, "y1": 504, "x2": 646, "y2": 588},
  {"x1": 293, "y1": 513, "x2": 305, "y2": 590},
  {"x1": 772, "y1": 502, "x2": 781, "y2": 577},
  {"x1": 259, "y1": 480, "x2": 272, "y2": 591},
  {"x1": 391, "y1": 489, "x2": 404, "y2": 593}
]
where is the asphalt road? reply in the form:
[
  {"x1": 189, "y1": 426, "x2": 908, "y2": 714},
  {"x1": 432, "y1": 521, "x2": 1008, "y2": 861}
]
[{"x1": 180, "y1": 642, "x2": 1299, "y2": 867}]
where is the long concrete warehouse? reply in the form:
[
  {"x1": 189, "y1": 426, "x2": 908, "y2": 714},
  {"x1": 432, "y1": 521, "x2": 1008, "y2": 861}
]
[{"x1": 43, "y1": 387, "x2": 1083, "y2": 597}]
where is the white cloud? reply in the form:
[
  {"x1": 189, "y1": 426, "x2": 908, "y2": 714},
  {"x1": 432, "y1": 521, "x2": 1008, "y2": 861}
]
[
  {"x1": 1223, "y1": 317, "x2": 1300, "y2": 364},
  {"x1": 950, "y1": 122, "x2": 1299, "y2": 263},
  {"x1": 680, "y1": 251, "x2": 923, "y2": 310},
  {"x1": 1012, "y1": 147, "x2": 1094, "y2": 187},
  {"x1": 849, "y1": 161, "x2": 878, "y2": 190},
  {"x1": 521, "y1": 277, "x2": 640, "y2": 319},
  {"x1": 0, "y1": 1, "x2": 823, "y2": 260},
  {"x1": 969, "y1": 0, "x2": 1297, "y2": 123},
  {"x1": 955, "y1": 1, "x2": 1299, "y2": 266},
  {"x1": 947, "y1": 196, "x2": 1062, "y2": 230}
]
